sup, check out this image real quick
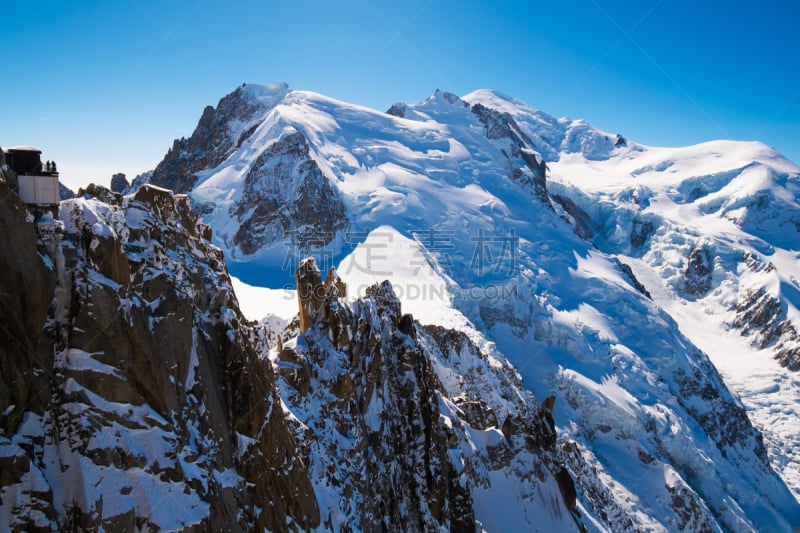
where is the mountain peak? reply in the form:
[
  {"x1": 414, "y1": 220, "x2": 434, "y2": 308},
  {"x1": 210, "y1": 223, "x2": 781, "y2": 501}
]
[
  {"x1": 429, "y1": 88, "x2": 467, "y2": 106},
  {"x1": 463, "y1": 88, "x2": 546, "y2": 116},
  {"x1": 239, "y1": 81, "x2": 291, "y2": 106}
]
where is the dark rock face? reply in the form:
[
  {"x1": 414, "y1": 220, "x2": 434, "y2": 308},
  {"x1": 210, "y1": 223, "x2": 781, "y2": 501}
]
[
  {"x1": 775, "y1": 338, "x2": 800, "y2": 370},
  {"x1": 735, "y1": 287, "x2": 784, "y2": 345},
  {"x1": 630, "y1": 219, "x2": 655, "y2": 248},
  {"x1": 470, "y1": 102, "x2": 549, "y2": 204},
  {"x1": 552, "y1": 194, "x2": 595, "y2": 239},
  {"x1": 397, "y1": 313, "x2": 415, "y2": 336},
  {"x1": 231, "y1": 130, "x2": 348, "y2": 255},
  {"x1": 148, "y1": 84, "x2": 284, "y2": 194},
  {"x1": 558, "y1": 441, "x2": 636, "y2": 532},
  {"x1": 110, "y1": 172, "x2": 129, "y2": 193},
  {"x1": 734, "y1": 285, "x2": 800, "y2": 371},
  {"x1": 684, "y1": 246, "x2": 713, "y2": 296},
  {"x1": 296, "y1": 259, "x2": 346, "y2": 333},
  {"x1": 555, "y1": 467, "x2": 577, "y2": 510},
  {"x1": 0, "y1": 181, "x2": 55, "y2": 434},
  {"x1": 296, "y1": 257, "x2": 325, "y2": 332},
  {"x1": 386, "y1": 102, "x2": 407, "y2": 118},
  {"x1": 614, "y1": 259, "x2": 652, "y2": 299},
  {"x1": 725, "y1": 253, "x2": 800, "y2": 370},
  {"x1": 0, "y1": 183, "x2": 318, "y2": 531},
  {"x1": 672, "y1": 359, "x2": 770, "y2": 462}
]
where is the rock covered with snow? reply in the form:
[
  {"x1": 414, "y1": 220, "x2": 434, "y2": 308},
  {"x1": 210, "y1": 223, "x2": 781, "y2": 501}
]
[
  {"x1": 0, "y1": 182, "x2": 318, "y2": 531},
  {"x1": 543, "y1": 132, "x2": 800, "y2": 504},
  {"x1": 684, "y1": 245, "x2": 713, "y2": 296},
  {"x1": 470, "y1": 99, "x2": 549, "y2": 203},
  {"x1": 228, "y1": 129, "x2": 348, "y2": 256},
  {"x1": 137, "y1": 84, "x2": 559, "y2": 268},
  {"x1": 265, "y1": 265, "x2": 584, "y2": 531}
]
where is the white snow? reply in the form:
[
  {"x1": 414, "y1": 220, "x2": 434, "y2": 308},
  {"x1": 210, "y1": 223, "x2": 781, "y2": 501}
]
[
  {"x1": 230, "y1": 275, "x2": 297, "y2": 321},
  {"x1": 54, "y1": 348, "x2": 125, "y2": 380},
  {"x1": 337, "y1": 225, "x2": 472, "y2": 331},
  {"x1": 545, "y1": 127, "x2": 800, "y2": 507}
]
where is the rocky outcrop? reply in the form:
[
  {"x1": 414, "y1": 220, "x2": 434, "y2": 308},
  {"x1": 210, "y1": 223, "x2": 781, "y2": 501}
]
[
  {"x1": 0, "y1": 181, "x2": 55, "y2": 434},
  {"x1": 0, "y1": 183, "x2": 318, "y2": 531},
  {"x1": 735, "y1": 287, "x2": 784, "y2": 346},
  {"x1": 684, "y1": 245, "x2": 713, "y2": 296},
  {"x1": 296, "y1": 257, "x2": 325, "y2": 332},
  {"x1": 471, "y1": 102, "x2": 549, "y2": 204},
  {"x1": 296, "y1": 259, "x2": 346, "y2": 332},
  {"x1": 733, "y1": 253, "x2": 800, "y2": 371},
  {"x1": 630, "y1": 218, "x2": 655, "y2": 248},
  {"x1": 614, "y1": 259, "x2": 652, "y2": 299},
  {"x1": 734, "y1": 285, "x2": 800, "y2": 370},
  {"x1": 552, "y1": 194, "x2": 595, "y2": 239},
  {"x1": 274, "y1": 278, "x2": 476, "y2": 531},
  {"x1": 110, "y1": 172, "x2": 129, "y2": 193},
  {"x1": 231, "y1": 129, "x2": 348, "y2": 255},
  {"x1": 672, "y1": 358, "x2": 770, "y2": 460},
  {"x1": 386, "y1": 102, "x2": 407, "y2": 118}
]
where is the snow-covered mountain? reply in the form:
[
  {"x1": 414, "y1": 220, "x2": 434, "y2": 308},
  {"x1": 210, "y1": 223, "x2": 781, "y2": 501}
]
[
  {"x1": 131, "y1": 82, "x2": 800, "y2": 531},
  {"x1": 267, "y1": 257, "x2": 582, "y2": 531},
  {"x1": 5, "y1": 81, "x2": 799, "y2": 531},
  {"x1": 133, "y1": 81, "x2": 800, "y2": 530}
]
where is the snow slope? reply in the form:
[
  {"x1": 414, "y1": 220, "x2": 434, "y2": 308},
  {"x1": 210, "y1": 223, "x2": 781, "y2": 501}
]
[
  {"x1": 466, "y1": 87, "x2": 800, "y2": 505},
  {"x1": 143, "y1": 83, "x2": 800, "y2": 531},
  {"x1": 537, "y1": 116, "x2": 800, "y2": 504}
]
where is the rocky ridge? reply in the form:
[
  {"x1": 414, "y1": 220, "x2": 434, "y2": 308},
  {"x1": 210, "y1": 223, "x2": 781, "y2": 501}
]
[
  {"x1": 149, "y1": 83, "x2": 290, "y2": 194},
  {"x1": 268, "y1": 258, "x2": 582, "y2": 531},
  {"x1": 0, "y1": 181, "x2": 317, "y2": 531},
  {"x1": 0, "y1": 181, "x2": 595, "y2": 531}
]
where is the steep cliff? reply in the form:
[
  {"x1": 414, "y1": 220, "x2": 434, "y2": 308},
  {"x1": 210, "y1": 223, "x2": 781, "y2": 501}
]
[{"x1": 0, "y1": 182, "x2": 318, "y2": 531}]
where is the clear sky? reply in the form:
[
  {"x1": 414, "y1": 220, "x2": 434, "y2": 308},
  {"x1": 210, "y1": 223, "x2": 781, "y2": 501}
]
[{"x1": 2, "y1": 0, "x2": 799, "y2": 191}]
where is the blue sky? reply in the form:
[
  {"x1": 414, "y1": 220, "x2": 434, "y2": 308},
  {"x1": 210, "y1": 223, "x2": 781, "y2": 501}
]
[{"x1": 2, "y1": 0, "x2": 799, "y2": 191}]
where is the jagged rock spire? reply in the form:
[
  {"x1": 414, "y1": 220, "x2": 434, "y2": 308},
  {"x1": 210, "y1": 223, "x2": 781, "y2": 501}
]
[
  {"x1": 296, "y1": 259, "x2": 347, "y2": 332},
  {"x1": 296, "y1": 258, "x2": 323, "y2": 332}
]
